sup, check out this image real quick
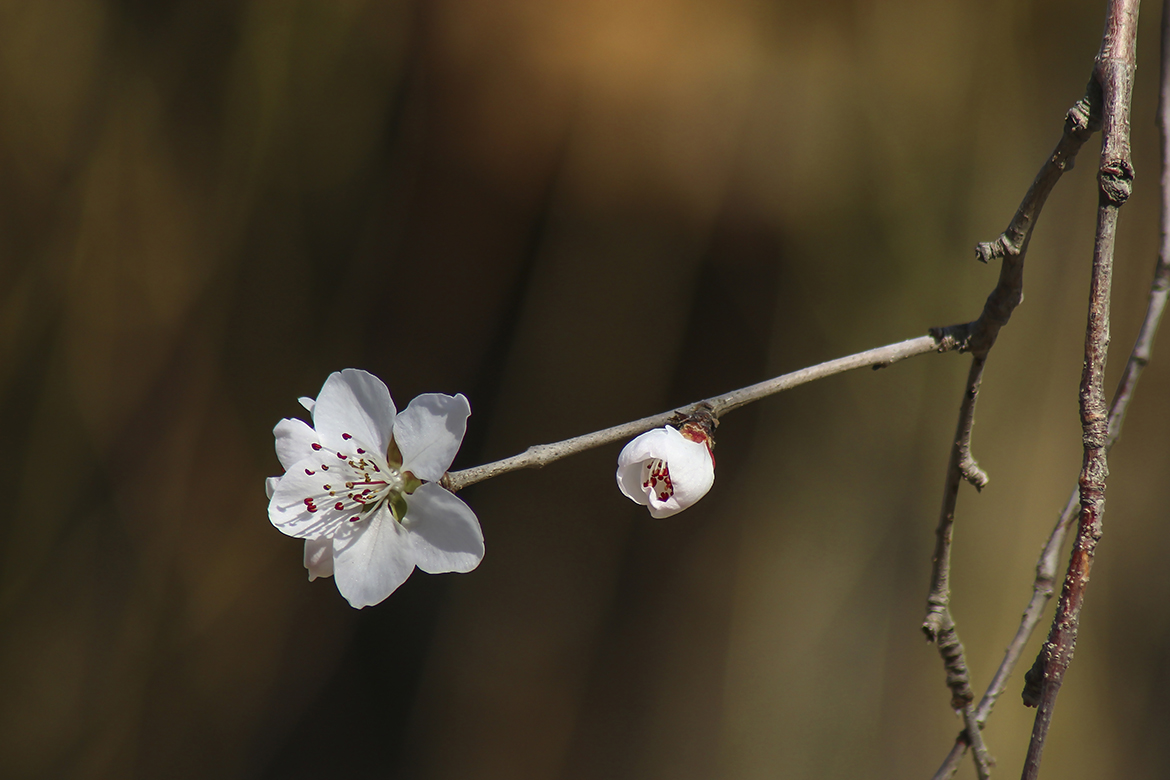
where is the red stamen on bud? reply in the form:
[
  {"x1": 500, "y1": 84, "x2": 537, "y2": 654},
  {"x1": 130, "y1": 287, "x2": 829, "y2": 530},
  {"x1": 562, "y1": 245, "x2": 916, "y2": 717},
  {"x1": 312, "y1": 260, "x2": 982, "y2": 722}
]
[{"x1": 643, "y1": 459, "x2": 674, "y2": 501}]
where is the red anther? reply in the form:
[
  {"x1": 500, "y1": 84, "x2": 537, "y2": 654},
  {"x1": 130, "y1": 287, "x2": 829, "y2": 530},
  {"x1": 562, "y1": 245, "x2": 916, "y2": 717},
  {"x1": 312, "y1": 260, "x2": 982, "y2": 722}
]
[
  {"x1": 321, "y1": 464, "x2": 329, "y2": 471},
  {"x1": 305, "y1": 468, "x2": 315, "y2": 475},
  {"x1": 323, "y1": 484, "x2": 331, "y2": 490},
  {"x1": 311, "y1": 443, "x2": 322, "y2": 451},
  {"x1": 337, "y1": 452, "x2": 347, "y2": 460},
  {"x1": 303, "y1": 497, "x2": 313, "y2": 505},
  {"x1": 357, "y1": 448, "x2": 365, "y2": 454},
  {"x1": 345, "y1": 481, "x2": 354, "y2": 488},
  {"x1": 349, "y1": 516, "x2": 360, "y2": 522},
  {"x1": 307, "y1": 505, "x2": 319, "y2": 513},
  {"x1": 342, "y1": 433, "x2": 352, "y2": 440},
  {"x1": 334, "y1": 502, "x2": 344, "y2": 511}
]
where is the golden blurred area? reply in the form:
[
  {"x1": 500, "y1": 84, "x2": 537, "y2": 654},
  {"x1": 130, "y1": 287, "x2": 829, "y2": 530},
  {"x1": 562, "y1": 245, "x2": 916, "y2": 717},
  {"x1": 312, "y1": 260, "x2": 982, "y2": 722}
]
[{"x1": 2, "y1": 1, "x2": 1168, "y2": 778}]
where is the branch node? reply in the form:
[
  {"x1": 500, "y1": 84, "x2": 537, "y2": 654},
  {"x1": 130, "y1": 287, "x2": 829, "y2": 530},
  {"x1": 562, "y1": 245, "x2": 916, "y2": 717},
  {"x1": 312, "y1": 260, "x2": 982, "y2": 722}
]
[
  {"x1": 1100, "y1": 158, "x2": 1136, "y2": 205},
  {"x1": 929, "y1": 322, "x2": 973, "y2": 353},
  {"x1": 959, "y1": 456, "x2": 990, "y2": 491},
  {"x1": 1022, "y1": 653, "x2": 1046, "y2": 708},
  {"x1": 922, "y1": 608, "x2": 945, "y2": 644},
  {"x1": 925, "y1": 614, "x2": 977, "y2": 710},
  {"x1": 974, "y1": 236, "x2": 1012, "y2": 265},
  {"x1": 1066, "y1": 84, "x2": 1102, "y2": 138}
]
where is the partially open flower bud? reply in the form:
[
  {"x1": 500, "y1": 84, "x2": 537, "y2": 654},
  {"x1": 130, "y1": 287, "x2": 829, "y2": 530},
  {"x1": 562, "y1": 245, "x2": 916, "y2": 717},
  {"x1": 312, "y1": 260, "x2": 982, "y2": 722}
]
[{"x1": 616, "y1": 412, "x2": 716, "y2": 518}]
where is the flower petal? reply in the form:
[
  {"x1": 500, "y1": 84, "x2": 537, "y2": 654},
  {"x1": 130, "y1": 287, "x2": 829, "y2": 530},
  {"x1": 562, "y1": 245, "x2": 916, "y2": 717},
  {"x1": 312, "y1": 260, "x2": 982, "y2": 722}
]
[
  {"x1": 615, "y1": 461, "x2": 651, "y2": 506},
  {"x1": 298, "y1": 396, "x2": 315, "y2": 413},
  {"x1": 616, "y1": 427, "x2": 674, "y2": 466},
  {"x1": 312, "y1": 369, "x2": 396, "y2": 456},
  {"x1": 393, "y1": 393, "x2": 471, "y2": 481},
  {"x1": 268, "y1": 456, "x2": 361, "y2": 539},
  {"x1": 401, "y1": 482, "x2": 484, "y2": 574},
  {"x1": 304, "y1": 538, "x2": 334, "y2": 580},
  {"x1": 265, "y1": 476, "x2": 280, "y2": 498},
  {"x1": 331, "y1": 508, "x2": 416, "y2": 608},
  {"x1": 274, "y1": 417, "x2": 319, "y2": 470},
  {"x1": 653, "y1": 445, "x2": 713, "y2": 511}
]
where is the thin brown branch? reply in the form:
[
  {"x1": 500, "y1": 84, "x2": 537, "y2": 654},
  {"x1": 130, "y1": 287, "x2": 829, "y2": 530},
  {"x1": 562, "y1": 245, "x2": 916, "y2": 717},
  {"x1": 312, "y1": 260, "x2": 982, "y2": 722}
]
[
  {"x1": 923, "y1": 357, "x2": 986, "y2": 655},
  {"x1": 442, "y1": 334, "x2": 944, "y2": 493},
  {"x1": 931, "y1": 490, "x2": 1078, "y2": 780},
  {"x1": 1021, "y1": 3, "x2": 1140, "y2": 778},
  {"x1": 922, "y1": 35, "x2": 1108, "y2": 780},
  {"x1": 932, "y1": 208, "x2": 1169, "y2": 776},
  {"x1": 932, "y1": 3, "x2": 1164, "y2": 777},
  {"x1": 924, "y1": 358, "x2": 993, "y2": 780}
]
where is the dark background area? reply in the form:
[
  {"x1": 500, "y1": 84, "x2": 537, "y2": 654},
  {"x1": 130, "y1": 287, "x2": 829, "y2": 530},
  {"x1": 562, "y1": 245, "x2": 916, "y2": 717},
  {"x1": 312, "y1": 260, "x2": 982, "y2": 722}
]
[{"x1": 2, "y1": 1, "x2": 1169, "y2": 778}]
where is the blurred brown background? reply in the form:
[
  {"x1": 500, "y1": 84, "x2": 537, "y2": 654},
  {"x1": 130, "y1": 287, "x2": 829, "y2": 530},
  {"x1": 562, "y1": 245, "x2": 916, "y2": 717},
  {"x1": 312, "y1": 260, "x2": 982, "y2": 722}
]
[{"x1": 2, "y1": 0, "x2": 1169, "y2": 778}]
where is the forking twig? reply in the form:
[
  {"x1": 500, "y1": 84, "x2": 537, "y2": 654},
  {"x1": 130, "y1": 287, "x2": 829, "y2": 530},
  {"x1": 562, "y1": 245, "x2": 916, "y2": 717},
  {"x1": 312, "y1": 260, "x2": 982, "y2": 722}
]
[
  {"x1": 432, "y1": 5, "x2": 1156, "y2": 777},
  {"x1": 935, "y1": 19, "x2": 1165, "y2": 762},
  {"x1": 933, "y1": 1, "x2": 1168, "y2": 759},
  {"x1": 922, "y1": 31, "x2": 1106, "y2": 780}
]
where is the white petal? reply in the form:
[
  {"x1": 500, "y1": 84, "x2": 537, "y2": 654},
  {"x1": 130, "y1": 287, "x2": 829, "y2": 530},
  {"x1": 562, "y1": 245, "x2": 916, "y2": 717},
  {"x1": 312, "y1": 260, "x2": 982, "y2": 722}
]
[
  {"x1": 298, "y1": 396, "x2": 315, "y2": 413},
  {"x1": 304, "y1": 538, "x2": 334, "y2": 580},
  {"x1": 331, "y1": 508, "x2": 416, "y2": 608},
  {"x1": 265, "y1": 476, "x2": 280, "y2": 498},
  {"x1": 274, "y1": 417, "x2": 319, "y2": 470},
  {"x1": 393, "y1": 393, "x2": 470, "y2": 481},
  {"x1": 312, "y1": 369, "x2": 396, "y2": 456},
  {"x1": 654, "y1": 446, "x2": 713, "y2": 509},
  {"x1": 617, "y1": 427, "x2": 676, "y2": 466},
  {"x1": 268, "y1": 456, "x2": 363, "y2": 540},
  {"x1": 401, "y1": 482, "x2": 484, "y2": 574},
  {"x1": 615, "y1": 461, "x2": 651, "y2": 506}
]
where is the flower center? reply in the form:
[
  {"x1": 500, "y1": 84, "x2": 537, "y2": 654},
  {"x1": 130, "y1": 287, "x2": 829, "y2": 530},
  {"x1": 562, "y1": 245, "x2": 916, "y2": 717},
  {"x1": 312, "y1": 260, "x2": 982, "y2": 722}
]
[
  {"x1": 303, "y1": 433, "x2": 407, "y2": 523},
  {"x1": 641, "y1": 459, "x2": 674, "y2": 502}
]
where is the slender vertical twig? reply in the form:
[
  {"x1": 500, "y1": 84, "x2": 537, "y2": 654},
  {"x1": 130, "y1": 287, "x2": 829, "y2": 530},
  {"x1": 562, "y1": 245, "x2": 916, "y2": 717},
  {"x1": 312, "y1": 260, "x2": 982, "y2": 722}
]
[
  {"x1": 933, "y1": 204, "x2": 1167, "y2": 776},
  {"x1": 931, "y1": 3, "x2": 1166, "y2": 778},
  {"x1": 921, "y1": 36, "x2": 1106, "y2": 780},
  {"x1": 1020, "y1": 3, "x2": 1141, "y2": 778}
]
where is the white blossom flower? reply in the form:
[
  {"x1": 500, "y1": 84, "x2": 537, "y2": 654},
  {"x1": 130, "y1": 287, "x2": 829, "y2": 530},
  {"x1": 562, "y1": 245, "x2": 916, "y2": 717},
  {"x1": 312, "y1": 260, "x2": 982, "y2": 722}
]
[
  {"x1": 266, "y1": 369, "x2": 483, "y2": 608},
  {"x1": 616, "y1": 424, "x2": 715, "y2": 518}
]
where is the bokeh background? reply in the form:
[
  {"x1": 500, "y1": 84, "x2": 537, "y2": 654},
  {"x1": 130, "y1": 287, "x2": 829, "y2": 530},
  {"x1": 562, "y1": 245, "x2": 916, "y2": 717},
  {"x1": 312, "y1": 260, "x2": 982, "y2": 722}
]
[{"x1": 3, "y1": 0, "x2": 1169, "y2": 778}]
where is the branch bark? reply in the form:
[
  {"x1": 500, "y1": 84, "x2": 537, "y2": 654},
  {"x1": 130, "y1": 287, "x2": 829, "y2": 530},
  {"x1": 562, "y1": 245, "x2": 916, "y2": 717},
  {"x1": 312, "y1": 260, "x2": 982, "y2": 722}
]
[
  {"x1": 921, "y1": 29, "x2": 1111, "y2": 780},
  {"x1": 1020, "y1": 3, "x2": 1141, "y2": 778},
  {"x1": 442, "y1": 335, "x2": 943, "y2": 493},
  {"x1": 933, "y1": 209, "x2": 1166, "y2": 777}
]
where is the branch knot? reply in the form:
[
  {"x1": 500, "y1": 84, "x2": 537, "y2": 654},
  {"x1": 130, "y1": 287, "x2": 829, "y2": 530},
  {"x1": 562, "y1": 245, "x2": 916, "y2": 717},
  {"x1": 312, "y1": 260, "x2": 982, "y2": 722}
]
[{"x1": 1099, "y1": 159, "x2": 1135, "y2": 205}]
